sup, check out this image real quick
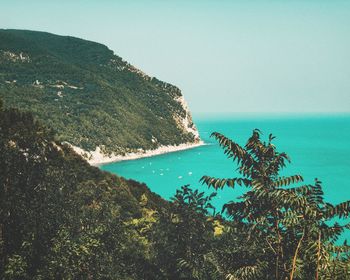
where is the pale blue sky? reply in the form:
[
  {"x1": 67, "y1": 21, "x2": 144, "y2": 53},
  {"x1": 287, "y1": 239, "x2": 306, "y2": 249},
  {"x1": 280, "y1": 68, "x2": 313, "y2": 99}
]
[{"x1": 1, "y1": 0, "x2": 350, "y2": 114}]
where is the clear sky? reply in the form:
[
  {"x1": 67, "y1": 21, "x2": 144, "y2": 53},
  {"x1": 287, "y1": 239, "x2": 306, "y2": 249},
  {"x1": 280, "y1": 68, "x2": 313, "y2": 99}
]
[{"x1": 1, "y1": 0, "x2": 350, "y2": 114}]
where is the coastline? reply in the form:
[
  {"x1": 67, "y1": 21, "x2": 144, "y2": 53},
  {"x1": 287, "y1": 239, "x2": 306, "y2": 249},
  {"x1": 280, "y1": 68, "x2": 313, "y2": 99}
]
[{"x1": 69, "y1": 141, "x2": 206, "y2": 166}]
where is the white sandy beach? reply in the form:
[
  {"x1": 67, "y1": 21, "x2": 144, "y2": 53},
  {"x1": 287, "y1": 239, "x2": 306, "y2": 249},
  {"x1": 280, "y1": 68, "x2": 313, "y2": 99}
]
[{"x1": 69, "y1": 141, "x2": 205, "y2": 166}]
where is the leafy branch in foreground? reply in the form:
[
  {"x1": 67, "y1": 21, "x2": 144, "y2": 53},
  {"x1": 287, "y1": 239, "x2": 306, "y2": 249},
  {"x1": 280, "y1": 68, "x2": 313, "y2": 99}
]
[{"x1": 201, "y1": 130, "x2": 350, "y2": 280}]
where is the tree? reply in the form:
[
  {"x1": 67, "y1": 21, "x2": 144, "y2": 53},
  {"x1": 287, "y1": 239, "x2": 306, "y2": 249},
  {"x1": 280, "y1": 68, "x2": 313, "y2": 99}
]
[
  {"x1": 0, "y1": 102, "x2": 172, "y2": 279},
  {"x1": 201, "y1": 130, "x2": 350, "y2": 279},
  {"x1": 152, "y1": 185, "x2": 218, "y2": 280}
]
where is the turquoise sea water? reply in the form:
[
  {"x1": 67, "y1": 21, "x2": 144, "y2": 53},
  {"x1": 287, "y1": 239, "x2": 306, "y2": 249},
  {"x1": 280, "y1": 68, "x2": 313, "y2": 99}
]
[{"x1": 101, "y1": 115, "x2": 350, "y2": 239}]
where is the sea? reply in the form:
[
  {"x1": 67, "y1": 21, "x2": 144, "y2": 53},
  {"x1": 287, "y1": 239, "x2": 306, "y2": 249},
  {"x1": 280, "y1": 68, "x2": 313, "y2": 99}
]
[{"x1": 101, "y1": 115, "x2": 350, "y2": 241}]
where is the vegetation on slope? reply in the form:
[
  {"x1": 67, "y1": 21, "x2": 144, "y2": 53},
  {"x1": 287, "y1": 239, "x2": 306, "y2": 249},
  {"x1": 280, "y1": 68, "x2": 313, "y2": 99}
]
[
  {"x1": 1, "y1": 102, "x2": 349, "y2": 279},
  {"x1": 0, "y1": 29, "x2": 199, "y2": 156},
  {"x1": 200, "y1": 130, "x2": 350, "y2": 279},
  {"x1": 0, "y1": 101, "x2": 165, "y2": 279}
]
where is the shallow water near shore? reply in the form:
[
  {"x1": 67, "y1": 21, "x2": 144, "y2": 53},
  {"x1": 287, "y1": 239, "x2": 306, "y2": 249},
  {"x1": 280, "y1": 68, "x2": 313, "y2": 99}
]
[{"x1": 101, "y1": 114, "x2": 350, "y2": 240}]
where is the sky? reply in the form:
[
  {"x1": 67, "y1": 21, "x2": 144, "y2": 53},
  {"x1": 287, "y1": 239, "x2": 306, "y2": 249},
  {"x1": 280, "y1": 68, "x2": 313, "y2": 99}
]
[{"x1": 1, "y1": 0, "x2": 350, "y2": 114}]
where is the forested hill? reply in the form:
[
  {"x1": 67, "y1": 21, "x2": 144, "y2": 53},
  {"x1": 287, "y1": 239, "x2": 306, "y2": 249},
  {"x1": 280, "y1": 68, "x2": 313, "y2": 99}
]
[
  {"x1": 2, "y1": 103, "x2": 349, "y2": 279},
  {"x1": 0, "y1": 29, "x2": 200, "y2": 156}
]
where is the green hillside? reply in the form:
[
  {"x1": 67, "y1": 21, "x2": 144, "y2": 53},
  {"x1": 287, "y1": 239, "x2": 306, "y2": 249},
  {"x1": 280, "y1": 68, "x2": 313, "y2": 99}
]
[
  {"x1": 0, "y1": 103, "x2": 218, "y2": 279},
  {"x1": 2, "y1": 103, "x2": 349, "y2": 279},
  {"x1": 0, "y1": 29, "x2": 200, "y2": 156}
]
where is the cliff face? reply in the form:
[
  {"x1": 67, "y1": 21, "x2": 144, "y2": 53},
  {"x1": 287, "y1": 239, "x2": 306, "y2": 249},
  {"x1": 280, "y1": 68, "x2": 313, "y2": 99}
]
[{"x1": 0, "y1": 29, "x2": 200, "y2": 157}]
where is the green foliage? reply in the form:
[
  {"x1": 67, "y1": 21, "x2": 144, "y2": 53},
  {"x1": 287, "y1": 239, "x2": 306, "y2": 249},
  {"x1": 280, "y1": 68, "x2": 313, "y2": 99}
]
[
  {"x1": 201, "y1": 130, "x2": 350, "y2": 279},
  {"x1": 1, "y1": 100, "x2": 349, "y2": 279},
  {"x1": 0, "y1": 104, "x2": 174, "y2": 279},
  {"x1": 152, "y1": 185, "x2": 219, "y2": 280},
  {"x1": 0, "y1": 29, "x2": 198, "y2": 155}
]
